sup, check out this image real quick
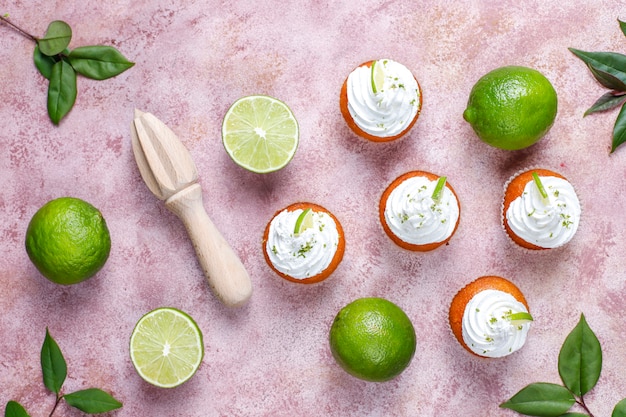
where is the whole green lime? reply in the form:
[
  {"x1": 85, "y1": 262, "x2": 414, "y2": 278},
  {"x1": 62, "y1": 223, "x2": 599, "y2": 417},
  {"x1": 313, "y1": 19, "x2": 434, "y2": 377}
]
[
  {"x1": 463, "y1": 65, "x2": 558, "y2": 150},
  {"x1": 329, "y1": 297, "x2": 416, "y2": 382},
  {"x1": 25, "y1": 197, "x2": 111, "y2": 285}
]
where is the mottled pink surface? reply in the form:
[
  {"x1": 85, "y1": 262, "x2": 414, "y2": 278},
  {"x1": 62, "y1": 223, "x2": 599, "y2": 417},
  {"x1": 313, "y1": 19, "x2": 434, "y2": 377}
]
[{"x1": 2, "y1": 1, "x2": 626, "y2": 416}]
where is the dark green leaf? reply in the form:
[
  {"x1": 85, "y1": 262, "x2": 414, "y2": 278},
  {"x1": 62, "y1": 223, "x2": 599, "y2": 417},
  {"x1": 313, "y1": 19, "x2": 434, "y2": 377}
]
[
  {"x1": 4, "y1": 401, "x2": 30, "y2": 417},
  {"x1": 558, "y1": 314, "x2": 602, "y2": 396},
  {"x1": 63, "y1": 389, "x2": 123, "y2": 414},
  {"x1": 500, "y1": 382, "x2": 575, "y2": 417},
  {"x1": 619, "y1": 19, "x2": 626, "y2": 38},
  {"x1": 34, "y1": 47, "x2": 70, "y2": 80},
  {"x1": 612, "y1": 398, "x2": 626, "y2": 417},
  {"x1": 37, "y1": 20, "x2": 72, "y2": 56},
  {"x1": 584, "y1": 92, "x2": 626, "y2": 116},
  {"x1": 68, "y1": 45, "x2": 134, "y2": 80},
  {"x1": 612, "y1": 96, "x2": 626, "y2": 153},
  {"x1": 47, "y1": 60, "x2": 77, "y2": 125},
  {"x1": 569, "y1": 48, "x2": 626, "y2": 85},
  {"x1": 33, "y1": 45, "x2": 56, "y2": 80},
  {"x1": 41, "y1": 328, "x2": 67, "y2": 394},
  {"x1": 587, "y1": 64, "x2": 626, "y2": 91}
]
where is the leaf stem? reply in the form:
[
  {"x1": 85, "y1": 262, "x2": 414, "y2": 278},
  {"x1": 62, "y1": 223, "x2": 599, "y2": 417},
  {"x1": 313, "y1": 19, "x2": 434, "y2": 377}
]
[
  {"x1": 48, "y1": 394, "x2": 62, "y2": 417},
  {"x1": 0, "y1": 14, "x2": 37, "y2": 42},
  {"x1": 576, "y1": 396, "x2": 595, "y2": 417}
]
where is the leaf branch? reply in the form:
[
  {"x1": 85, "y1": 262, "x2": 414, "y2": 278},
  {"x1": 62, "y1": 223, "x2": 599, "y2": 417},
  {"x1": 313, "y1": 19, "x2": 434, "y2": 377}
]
[
  {"x1": 0, "y1": 14, "x2": 37, "y2": 42},
  {"x1": 5, "y1": 329, "x2": 122, "y2": 416},
  {"x1": 501, "y1": 314, "x2": 620, "y2": 417},
  {"x1": 569, "y1": 18, "x2": 626, "y2": 153},
  {"x1": 1, "y1": 15, "x2": 133, "y2": 124}
]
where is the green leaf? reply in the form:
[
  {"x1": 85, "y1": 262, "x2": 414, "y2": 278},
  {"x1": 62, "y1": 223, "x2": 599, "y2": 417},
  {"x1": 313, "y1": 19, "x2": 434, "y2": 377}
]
[
  {"x1": 558, "y1": 314, "x2": 602, "y2": 396},
  {"x1": 68, "y1": 45, "x2": 134, "y2": 80},
  {"x1": 612, "y1": 398, "x2": 626, "y2": 417},
  {"x1": 4, "y1": 401, "x2": 30, "y2": 417},
  {"x1": 584, "y1": 92, "x2": 626, "y2": 116},
  {"x1": 612, "y1": 102, "x2": 626, "y2": 153},
  {"x1": 40, "y1": 328, "x2": 67, "y2": 395},
  {"x1": 587, "y1": 64, "x2": 626, "y2": 91},
  {"x1": 47, "y1": 60, "x2": 77, "y2": 125},
  {"x1": 63, "y1": 389, "x2": 123, "y2": 414},
  {"x1": 500, "y1": 382, "x2": 576, "y2": 417},
  {"x1": 34, "y1": 47, "x2": 70, "y2": 80},
  {"x1": 569, "y1": 48, "x2": 626, "y2": 86},
  {"x1": 33, "y1": 45, "x2": 56, "y2": 80},
  {"x1": 37, "y1": 20, "x2": 72, "y2": 56},
  {"x1": 619, "y1": 19, "x2": 626, "y2": 38}
]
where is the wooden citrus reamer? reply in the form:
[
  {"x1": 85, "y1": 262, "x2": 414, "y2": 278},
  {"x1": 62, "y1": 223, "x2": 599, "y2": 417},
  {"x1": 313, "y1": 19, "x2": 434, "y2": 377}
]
[{"x1": 130, "y1": 110, "x2": 252, "y2": 307}]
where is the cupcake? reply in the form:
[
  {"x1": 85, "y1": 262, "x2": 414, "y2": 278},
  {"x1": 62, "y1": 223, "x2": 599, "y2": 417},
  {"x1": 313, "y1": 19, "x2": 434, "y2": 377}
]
[
  {"x1": 262, "y1": 202, "x2": 345, "y2": 284},
  {"x1": 449, "y1": 276, "x2": 533, "y2": 358},
  {"x1": 340, "y1": 59, "x2": 422, "y2": 142},
  {"x1": 379, "y1": 171, "x2": 460, "y2": 251},
  {"x1": 502, "y1": 169, "x2": 581, "y2": 250}
]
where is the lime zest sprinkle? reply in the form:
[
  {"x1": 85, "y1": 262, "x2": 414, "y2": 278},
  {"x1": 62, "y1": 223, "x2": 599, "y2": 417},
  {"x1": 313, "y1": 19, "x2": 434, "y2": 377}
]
[
  {"x1": 532, "y1": 172, "x2": 549, "y2": 200},
  {"x1": 432, "y1": 176, "x2": 447, "y2": 203}
]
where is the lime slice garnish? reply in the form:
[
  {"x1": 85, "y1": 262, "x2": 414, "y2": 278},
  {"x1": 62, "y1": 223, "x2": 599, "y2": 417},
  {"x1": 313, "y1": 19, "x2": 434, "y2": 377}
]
[
  {"x1": 294, "y1": 208, "x2": 314, "y2": 235},
  {"x1": 431, "y1": 176, "x2": 447, "y2": 203},
  {"x1": 371, "y1": 60, "x2": 385, "y2": 94},
  {"x1": 130, "y1": 307, "x2": 204, "y2": 388},
  {"x1": 532, "y1": 172, "x2": 549, "y2": 200},
  {"x1": 507, "y1": 312, "x2": 534, "y2": 325},
  {"x1": 222, "y1": 95, "x2": 299, "y2": 174}
]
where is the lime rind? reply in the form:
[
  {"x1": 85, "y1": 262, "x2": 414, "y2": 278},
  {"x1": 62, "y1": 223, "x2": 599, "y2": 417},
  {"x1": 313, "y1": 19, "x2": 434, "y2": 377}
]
[
  {"x1": 130, "y1": 307, "x2": 204, "y2": 388},
  {"x1": 532, "y1": 172, "x2": 549, "y2": 200},
  {"x1": 293, "y1": 208, "x2": 313, "y2": 235},
  {"x1": 371, "y1": 60, "x2": 385, "y2": 94},
  {"x1": 431, "y1": 176, "x2": 447, "y2": 203},
  {"x1": 222, "y1": 95, "x2": 299, "y2": 174},
  {"x1": 507, "y1": 311, "x2": 534, "y2": 325}
]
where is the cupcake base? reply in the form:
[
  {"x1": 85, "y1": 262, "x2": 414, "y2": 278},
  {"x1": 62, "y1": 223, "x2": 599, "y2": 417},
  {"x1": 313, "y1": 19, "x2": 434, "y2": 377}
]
[
  {"x1": 379, "y1": 171, "x2": 460, "y2": 251},
  {"x1": 449, "y1": 275, "x2": 529, "y2": 357},
  {"x1": 339, "y1": 60, "x2": 422, "y2": 142},
  {"x1": 262, "y1": 202, "x2": 345, "y2": 284}
]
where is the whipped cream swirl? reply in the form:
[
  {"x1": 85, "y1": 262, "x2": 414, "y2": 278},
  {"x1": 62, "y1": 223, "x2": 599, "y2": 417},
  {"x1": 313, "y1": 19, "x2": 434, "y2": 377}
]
[
  {"x1": 346, "y1": 59, "x2": 421, "y2": 138},
  {"x1": 506, "y1": 175, "x2": 581, "y2": 248},
  {"x1": 384, "y1": 176, "x2": 459, "y2": 245},
  {"x1": 462, "y1": 289, "x2": 531, "y2": 358},
  {"x1": 266, "y1": 208, "x2": 340, "y2": 279}
]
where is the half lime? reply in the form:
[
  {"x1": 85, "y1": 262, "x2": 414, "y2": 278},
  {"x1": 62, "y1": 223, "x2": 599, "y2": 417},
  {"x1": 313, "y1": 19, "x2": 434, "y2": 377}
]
[
  {"x1": 130, "y1": 307, "x2": 204, "y2": 388},
  {"x1": 222, "y1": 95, "x2": 299, "y2": 174}
]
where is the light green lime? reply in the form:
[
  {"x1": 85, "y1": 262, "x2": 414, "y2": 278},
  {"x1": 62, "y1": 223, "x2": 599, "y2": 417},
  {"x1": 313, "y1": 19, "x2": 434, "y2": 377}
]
[
  {"x1": 508, "y1": 312, "x2": 534, "y2": 326},
  {"x1": 293, "y1": 208, "x2": 313, "y2": 235},
  {"x1": 329, "y1": 297, "x2": 416, "y2": 382},
  {"x1": 371, "y1": 60, "x2": 385, "y2": 93},
  {"x1": 129, "y1": 307, "x2": 204, "y2": 388},
  {"x1": 222, "y1": 95, "x2": 299, "y2": 174},
  {"x1": 463, "y1": 66, "x2": 557, "y2": 150},
  {"x1": 25, "y1": 197, "x2": 111, "y2": 285}
]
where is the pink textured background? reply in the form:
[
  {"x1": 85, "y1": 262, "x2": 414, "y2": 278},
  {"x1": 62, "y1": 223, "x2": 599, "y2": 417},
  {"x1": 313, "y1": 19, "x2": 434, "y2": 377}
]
[{"x1": 1, "y1": 1, "x2": 626, "y2": 416}]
